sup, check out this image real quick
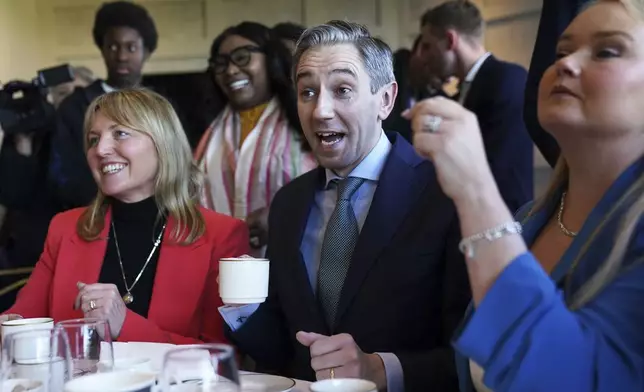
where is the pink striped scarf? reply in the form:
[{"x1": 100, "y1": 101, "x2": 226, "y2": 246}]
[{"x1": 195, "y1": 98, "x2": 317, "y2": 219}]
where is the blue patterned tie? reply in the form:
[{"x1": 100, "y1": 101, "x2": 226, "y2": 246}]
[{"x1": 317, "y1": 177, "x2": 365, "y2": 328}]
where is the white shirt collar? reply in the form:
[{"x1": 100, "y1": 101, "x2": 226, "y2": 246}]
[
  {"x1": 101, "y1": 82, "x2": 116, "y2": 93},
  {"x1": 464, "y1": 52, "x2": 491, "y2": 83},
  {"x1": 325, "y1": 130, "x2": 392, "y2": 186}
]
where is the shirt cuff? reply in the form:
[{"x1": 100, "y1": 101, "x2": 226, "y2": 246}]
[
  {"x1": 375, "y1": 352, "x2": 404, "y2": 392},
  {"x1": 218, "y1": 304, "x2": 260, "y2": 331}
]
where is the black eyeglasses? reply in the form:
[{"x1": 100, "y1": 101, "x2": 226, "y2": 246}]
[{"x1": 210, "y1": 45, "x2": 263, "y2": 74}]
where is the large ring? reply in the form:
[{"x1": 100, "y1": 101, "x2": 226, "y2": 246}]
[
  {"x1": 89, "y1": 300, "x2": 97, "y2": 311},
  {"x1": 422, "y1": 115, "x2": 442, "y2": 133},
  {"x1": 329, "y1": 368, "x2": 335, "y2": 379}
]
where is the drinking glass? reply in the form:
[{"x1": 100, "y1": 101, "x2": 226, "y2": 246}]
[
  {"x1": 2, "y1": 328, "x2": 72, "y2": 391},
  {"x1": 54, "y1": 318, "x2": 114, "y2": 377},
  {"x1": 158, "y1": 344, "x2": 240, "y2": 392}
]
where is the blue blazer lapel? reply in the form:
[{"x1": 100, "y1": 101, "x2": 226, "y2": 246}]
[{"x1": 335, "y1": 134, "x2": 430, "y2": 326}]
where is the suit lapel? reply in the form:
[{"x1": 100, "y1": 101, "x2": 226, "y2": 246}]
[
  {"x1": 335, "y1": 136, "x2": 429, "y2": 326},
  {"x1": 283, "y1": 168, "x2": 330, "y2": 333},
  {"x1": 146, "y1": 217, "x2": 209, "y2": 334},
  {"x1": 463, "y1": 55, "x2": 494, "y2": 110}
]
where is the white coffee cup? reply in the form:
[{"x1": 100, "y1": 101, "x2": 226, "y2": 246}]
[
  {"x1": 2, "y1": 318, "x2": 54, "y2": 343},
  {"x1": 219, "y1": 257, "x2": 269, "y2": 304},
  {"x1": 309, "y1": 379, "x2": 378, "y2": 392},
  {"x1": 63, "y1": 371, "x2": 156, "y2": 392},
  {"x1": 3, "y1": 325, "x2": 54, "y2": 372}
]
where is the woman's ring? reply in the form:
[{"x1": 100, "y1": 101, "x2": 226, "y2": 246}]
[
  {"x1": 89, "y1": 300, "x2": 97, "y2": 311},
  {"x1": 423, "y1": 115, "x2": 442, "y2": 133}
]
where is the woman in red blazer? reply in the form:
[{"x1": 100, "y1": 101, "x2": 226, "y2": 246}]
[{"x1": 3, "y1": 88, "x2": 249, "y2": 344}]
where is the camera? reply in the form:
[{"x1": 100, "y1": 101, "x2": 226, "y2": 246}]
[{"x1": 0, "y1": 64, "x2": 75, "y2": 135}]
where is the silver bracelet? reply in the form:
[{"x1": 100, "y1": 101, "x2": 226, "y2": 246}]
[{"x1": 458, "y1": 221, "x2": 522, "y2": 258}]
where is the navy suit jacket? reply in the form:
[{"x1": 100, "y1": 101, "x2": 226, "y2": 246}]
[
  {"x1": 524, "y1": 0, "x2": 589, "y2": 167},
  {"x1": 228, "y1": 133, "x2": 470, "y2": 391},
  {"x1": 463, "y1": 55, "x2": 534, "y2": 214}
]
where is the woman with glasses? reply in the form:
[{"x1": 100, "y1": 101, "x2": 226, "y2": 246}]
[{"x1": 194, "y1": 22, "x2": 316, "y2": 256}]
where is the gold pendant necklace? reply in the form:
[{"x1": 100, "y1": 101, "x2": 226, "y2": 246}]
[
  {"x1": 557, "y1": 192, "x2": 578, "y2": 238},
  {"x1": 111, "y1": 221, "x2": 166, "y2": 305}
]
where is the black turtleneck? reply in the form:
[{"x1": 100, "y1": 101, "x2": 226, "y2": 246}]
[{"x1": 98, "y1": 197, "x2": 166, "y2": 318}]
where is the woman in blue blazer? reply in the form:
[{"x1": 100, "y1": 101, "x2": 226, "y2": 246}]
[{"x1": 405, "y1": 0, "x2": 644, "y2": 391}]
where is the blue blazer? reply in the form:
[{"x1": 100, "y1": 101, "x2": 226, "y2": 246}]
[
  {"x1": 454, "y1": 157, "x2": 644, "y2": 391},
  {"x1": 524, "y1": 0, "x2": 590, "y2": 167}
]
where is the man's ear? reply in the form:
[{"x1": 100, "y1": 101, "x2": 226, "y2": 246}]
[
  {"x1": 377, "y1": 81, "x2": 398, "y2": 121},
  {"x1": 445, "y1": 29, "x2": 458, "y2": 51}
]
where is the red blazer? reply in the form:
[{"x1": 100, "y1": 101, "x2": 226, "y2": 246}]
[{"x1": 6, "y1": 206, "x2": 249, "y2": 344}]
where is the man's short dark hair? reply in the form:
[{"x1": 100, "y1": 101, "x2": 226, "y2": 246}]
[
  {"x1": 420, "y1": 0, "x2": 484, "y2": 38},
  {"x1": 273, "y1": 22, "x2": 306, "y2": 42},
  {"x1": 93, "y1": 1, "x2": 158, "y2": 53}
]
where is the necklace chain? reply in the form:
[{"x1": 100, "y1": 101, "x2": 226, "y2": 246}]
[
  {"x1": 111, "y1": 221, "x2": 166, "y2": 304},
  {"x1": 557, "y1": 192, "x2": 578, "y2": 238}
]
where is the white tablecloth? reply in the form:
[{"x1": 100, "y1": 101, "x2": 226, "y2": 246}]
[{"x1": 111, "y1": 342, "x2": 311, "y2": 391}]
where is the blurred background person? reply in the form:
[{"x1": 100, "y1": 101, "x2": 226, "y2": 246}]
[
  {"x1": 194, "y1": 21, "x2": 316, "y2": 255},
  {"x1": 272, "y1": 22, "x2": 306, "y2": 53},
  {"x1": 49, "y1": 1, "x2": 159, "y2": 211},
  {"x1": 49, "y1": 66, "x2": 96, "y2": 109},
  {"x1": 384, "y1": 35, "x2": 450, "y2": 142},
  {"x1": 419, "y1": 0, "x2": 534, "y2": 214}
]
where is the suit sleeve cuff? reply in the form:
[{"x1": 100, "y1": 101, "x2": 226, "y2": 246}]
[
  {"x1": 218, "y1": 304, "x2": 260, "y2": 331},
  {"x1": 375, "y1": 352, "x2": 404, "y2": 392}
]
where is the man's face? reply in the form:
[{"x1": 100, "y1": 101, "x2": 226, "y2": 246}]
[
  {"x1": 101, "y1": 26, "x2": 149, "y2": 88},
  {"x1": 419, "y1": 24, "x2": 456, "y2": 82},
  {"x1": 295, "y1": 44, "x2": 396, "y2": 176}
]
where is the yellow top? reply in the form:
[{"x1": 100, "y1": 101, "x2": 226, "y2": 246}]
[{"x1": 239, "y1": 102, "x2": 269, "y2": 146}]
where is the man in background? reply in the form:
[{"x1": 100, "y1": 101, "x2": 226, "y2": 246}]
[
  {"x1": 419, "y1": 0, "x2": 534, "y2": 213},
  {"x1": 49, "y1": 1, "x2": 158, "y2": 209}
]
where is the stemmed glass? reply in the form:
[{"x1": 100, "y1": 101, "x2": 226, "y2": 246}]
[{"x1": 158, "y1": 344, "x2": 240, "y2": 391}]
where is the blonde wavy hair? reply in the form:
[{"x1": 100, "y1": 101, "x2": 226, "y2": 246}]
[
  {"x1": 531, "y1": 0, "x2": 644, "y2": 309},
  {"x1": 77, "y1": 88, "x2": 205, "y2": 245}
]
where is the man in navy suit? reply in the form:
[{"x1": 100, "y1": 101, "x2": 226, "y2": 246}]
[
  {"x1": 219, "y1": 20, "x2": 470, "y2": 392},
  {"x1": 419, "y1": 0, "x2": 534, "y2": 214},
  {"x1": 524, "y1": 0, "x2": 590, "y2": 167}
]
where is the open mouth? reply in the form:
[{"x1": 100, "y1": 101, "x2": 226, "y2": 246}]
[
  {"x1": 101, "y1": 163, "x2": 127, "y2": 175},
  {"x1": 229, "y1": 79, "x2": 250, "y2": 91},
  {"x1": 316, "y1": 132, "x2": 345, "y2": 146}
]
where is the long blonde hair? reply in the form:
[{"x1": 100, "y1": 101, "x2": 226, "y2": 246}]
[
  {"x1": 77, "y1": 88, "x2": 205, "y2": 245},
  {"x1": 531, "y1": 0, "x2": 644, "y2": 309}
]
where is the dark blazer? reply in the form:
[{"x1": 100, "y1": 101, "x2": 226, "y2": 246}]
[
  {"x1": 48, "y1": 80, "x2": 105, "y2": 210},
  {"x1": 229, "y1": 133, "x2": 471, "y2": 391},
  {"x1": 524, "y1": 0, "x2": 589, "y2": 167},
  {"x1": 463, "y1": 55, "x2": 534, "y2": 214}
]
